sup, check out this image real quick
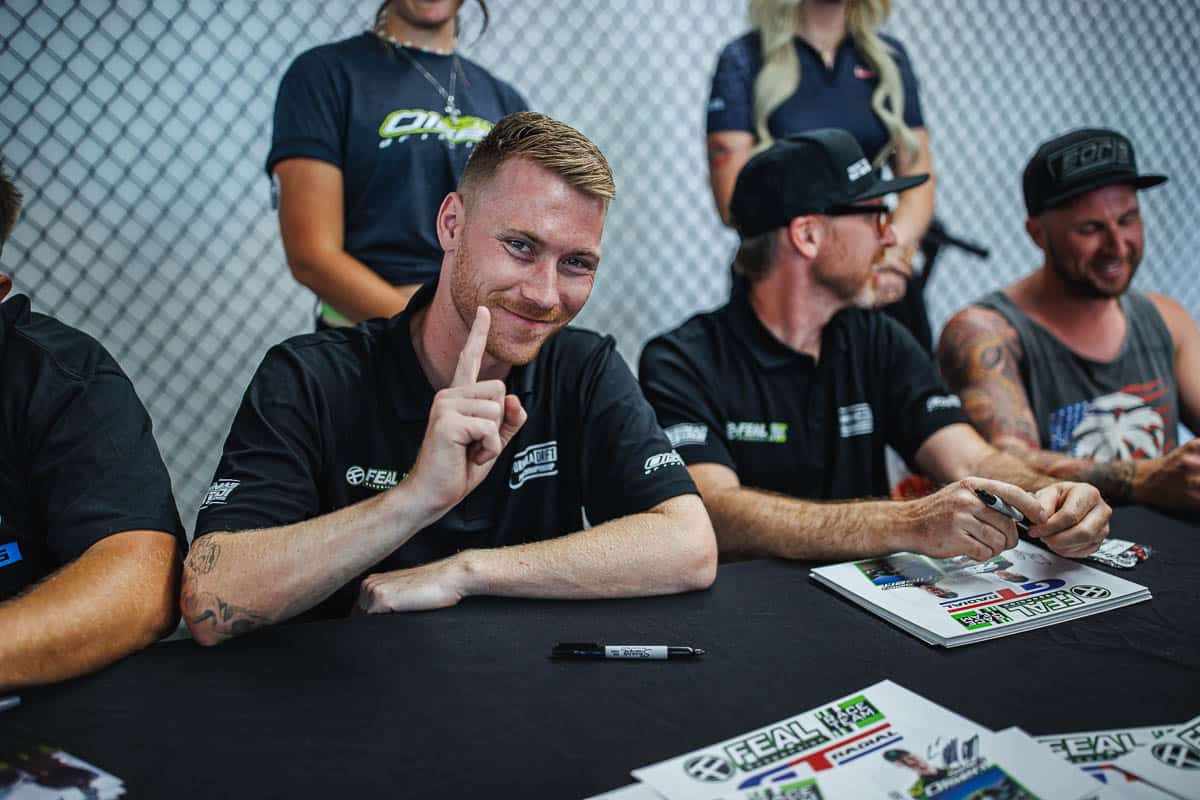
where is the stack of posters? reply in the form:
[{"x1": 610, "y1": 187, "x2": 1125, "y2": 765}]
[
  {"x1": 809, "y1": 540, "x2": 1151, "y2": 646},
  {"x1": 1119, "y1": 716, "x2": 1200, "y2": 799},
  {"x1": 609, "y1": 680, "x2": 1098, "y2": 799},
  {"x1": 0, "y1": 745, "x2": 124, "y2": 799},
  {"x1": 1037, "y1": 724, "x2": 1183, "y2": 799}
]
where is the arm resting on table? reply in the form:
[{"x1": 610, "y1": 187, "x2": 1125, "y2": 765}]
[
  {"x1": 182, "y1": 481, "x2": 441, "y2": 646},
  {"x1": 357, "y1": 494, "x2": 718, "y2": 613},
  {"x1": 0, "y1": 530, "x2": 180, "y2": 691}
]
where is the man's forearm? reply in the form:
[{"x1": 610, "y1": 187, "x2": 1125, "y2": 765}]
[
  {"x1": 455, "y1": 496, "x2": 717, "y2": 599},
  {"x1": 0, "y1": 531, "x2": 179, "y2": 692},
  {"x1": 970, "y1": 445, "x2": 1058, "y2": 493},
  {"x1": 703, "y1": 486, "x2": 905, "y2": 561},
  {"x1": 992, "y1": 438, "x2": 1135, "y2": 502},
  {"x1": 182, "y1": 483, "x2": 439, "y2": 645}
]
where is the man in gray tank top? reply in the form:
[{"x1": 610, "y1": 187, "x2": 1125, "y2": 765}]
[{"x1": 938, "y1": 128, "x2": 1200, "y2": 513}]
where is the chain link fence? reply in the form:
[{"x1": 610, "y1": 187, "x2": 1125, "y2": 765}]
[{"x1": 3, "y1": 1, "x2": 1198, "y2": 532}]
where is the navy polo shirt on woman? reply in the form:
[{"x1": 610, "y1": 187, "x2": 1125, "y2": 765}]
[
  {"x1": 707, "y1": 32, "x2": 924, "y2": 161},
  {"x1": 638, "y1": 292, "x2": 967, "y2": 500},
  {"x1": 0, "y1": 295, "x2": 185, "y2": 602},
  {"x1": 195, "y1": 283, "x2": 698, "y2": 619}
]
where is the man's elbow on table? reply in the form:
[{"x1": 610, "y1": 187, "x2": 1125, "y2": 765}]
[
  {"x1": 179, "y1": 533, "x2": 245, "y2": 648},
  {"x1": 660, "y1": 494, "x2": 719, "y2": 592}
]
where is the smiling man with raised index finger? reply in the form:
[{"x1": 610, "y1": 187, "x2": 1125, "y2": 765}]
[{"x1": 182, "y1": 112, "x2": 717, "y2": 644}]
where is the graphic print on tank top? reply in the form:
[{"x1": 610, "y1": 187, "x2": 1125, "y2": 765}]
[{"x1": 1048, "y1": 379, "x2": 1175, "y2": 460}]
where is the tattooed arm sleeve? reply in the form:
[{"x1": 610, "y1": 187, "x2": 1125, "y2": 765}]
[{"x1": 937, "y1": 307, "x2": 1135, "y2": 502}]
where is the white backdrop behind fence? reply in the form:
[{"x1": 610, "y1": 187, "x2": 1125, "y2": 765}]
[{"x1": 3, "y1": 1, "x2": 1197, "y2": 531}]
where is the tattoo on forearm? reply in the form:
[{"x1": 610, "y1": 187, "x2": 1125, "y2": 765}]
[
  {"x1": 182, "y1": 587, "x2": 271, "y2": 639},
  {"x1": 1062, "y1": 459, "x2": 1135, "y2": 503},
  {"x1": 186, "y1": 538, "x2": 221, "y2": 575}
]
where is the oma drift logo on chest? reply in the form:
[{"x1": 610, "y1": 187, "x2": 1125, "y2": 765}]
[
  {"x1": 346, "y1": 466, "x2": 402, "y2": 491},
  {"x1": 510, "y1": 441, "x2": 558, "y2": 489}
]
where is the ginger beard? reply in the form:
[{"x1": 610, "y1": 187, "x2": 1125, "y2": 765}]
[
  {"x1": 815, "y1": 221, "x2": 884, "y2": 304},
  {"x1": 448, "y1": 231, "x2": 570, "y2": 366}
]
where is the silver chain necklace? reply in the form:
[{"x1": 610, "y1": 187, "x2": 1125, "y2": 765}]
[{"x1": 392, "y1": 45, "x2": 463, "y2": 124}]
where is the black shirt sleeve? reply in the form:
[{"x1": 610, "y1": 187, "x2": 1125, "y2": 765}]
[
  {"x1": 878, "y1": 317, "x2": 969, "y2": 462},
  {"x1": 576, "y1": 338, "x2": 698, "y2": 526},
  {"x1": 194, "y1": 345, "x2": 325, "y2": 536},
  {"x1": 638, "y1": 335, "x2": 737, "y2": 472},
  {"x1": 266, "y1": 47, "x2": 345, "y2": 175},
  {"x1": 30, "y1": 359, "x2": 184, "y2": 562}
]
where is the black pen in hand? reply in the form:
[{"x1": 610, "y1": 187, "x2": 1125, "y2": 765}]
[
  {"x1": 973, "y1": 488, "x2": 1030, "y2": 532},
  {"x1": 551, "y1": 642, "x2": 705, "y2": 660}
]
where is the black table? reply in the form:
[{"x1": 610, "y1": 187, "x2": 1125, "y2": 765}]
[{"x1": 4, "y1": 506, "x2": 1199, "y2": 797}]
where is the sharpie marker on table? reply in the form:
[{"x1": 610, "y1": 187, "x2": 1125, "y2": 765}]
[
  {"x1": 974, "y1": 488, "x2": 1030, "y2": 532},
  {"x1": 551, "y1": 642, "x2": 705, "y2": 660}
]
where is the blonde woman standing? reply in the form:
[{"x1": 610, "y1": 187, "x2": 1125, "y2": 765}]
[{"x1": 707, "y1": 0, "x2": 936, "y2": 338}]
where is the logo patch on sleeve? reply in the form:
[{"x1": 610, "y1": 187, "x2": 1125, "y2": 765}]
[
  {"x1": 665, "y1": 423, "x2": 708, "y2": 447},
  {"x1": 644, "y1": 450, "x2": 686, "y2": 474},
  {"x1": 926, "y1": 394, "x2": 963, "y2": 412},
  {"x1": 200, "y1": 479, "x2": 240, "y2": 509},
  {"x1": 0, "y1": 541, "x2": 22, "y2": 568}
]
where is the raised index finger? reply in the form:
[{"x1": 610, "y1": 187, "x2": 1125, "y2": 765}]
[{"x1": 453, "y1": 305, "x2": 490, "y2": 388}]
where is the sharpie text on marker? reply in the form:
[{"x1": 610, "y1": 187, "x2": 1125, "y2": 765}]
[{"x1": 551, "y1": 642, "x2": 705, "y2": 660}]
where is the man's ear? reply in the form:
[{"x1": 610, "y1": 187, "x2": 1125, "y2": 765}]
[
  {"x1": 787, "y1": 215, "x2": 822, "y2": 260},
  {"x1": 436, "y1": 191, "x2": 465, "y2": 251},
  {"x1": 1025, "y1": 216, "x2": 1044, "y2": 250}
]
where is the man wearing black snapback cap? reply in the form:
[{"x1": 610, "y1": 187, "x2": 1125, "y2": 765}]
[
  {"x1": 640, "y1": 128, "x2": 1110, "y2": 563},
  {"x1": 939, "y1": 128, "x2": 1200, "y2": 512}
]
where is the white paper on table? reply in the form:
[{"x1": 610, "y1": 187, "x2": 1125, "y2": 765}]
[
  {"x1": 810, "y1": 725, "x2": 1098, "y2": 800},
  {"x1": 810, "y1": 541, "x2": 1150, "y2": 646},
  {"x1": 1120, "y1": 715, "x2": 1200, "y2": 800},
  {"x1": 631, "y1": 680, "x2": 988, "y2": 800},
  {"x1": 1036, "y1": 725, "x2": 1180, "y2": 799}
]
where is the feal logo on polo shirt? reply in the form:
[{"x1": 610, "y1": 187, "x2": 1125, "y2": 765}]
[
  {"x1": 727, "y1": 421, "x2": 788, "y2": 443},
  {"x1": 345, "y1": 466, "x2": 402, "y2": 491}
]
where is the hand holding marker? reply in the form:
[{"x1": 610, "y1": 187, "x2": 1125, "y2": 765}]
[{"x1": 974, "y1": 488, "x2": 1029, "y2": 533}]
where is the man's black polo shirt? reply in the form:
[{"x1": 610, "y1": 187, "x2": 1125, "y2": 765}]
[
  {"x1": 0, "y1": 295, "x2": 185, "y2": 601},
  {"x1": 195, "y1": 283, "x2": 697, "y2": 619},
  {"x1": 638, "y1": 292, "x2": 968, "y2": 500}
]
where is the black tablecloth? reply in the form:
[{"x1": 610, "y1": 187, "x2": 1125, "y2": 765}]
[{"x1": 3, "y1": 506, "x2": 1199, "y2": 797}]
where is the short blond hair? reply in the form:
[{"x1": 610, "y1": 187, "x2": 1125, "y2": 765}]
[{"x1": 458, "y1": 111, "x2": 615, "y2": 204}]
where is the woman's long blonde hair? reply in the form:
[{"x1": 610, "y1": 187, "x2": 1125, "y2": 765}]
[{"x1": 749, "y1": 0, "x2": 919, "y2": 165}]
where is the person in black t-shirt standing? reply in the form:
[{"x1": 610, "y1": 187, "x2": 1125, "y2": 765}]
[
  {"x1": 184, "y1": 112, "x2": 716, "y2": 645},
  {"x1": 639, "y1": 129, "x2": 1110, "y2": 564},
  {"x1": 270, "y1": 0, "x2": 527, "y2": 328},
  {"x1": 0, "y1": 164, "x2": 185, "y2": 690}
]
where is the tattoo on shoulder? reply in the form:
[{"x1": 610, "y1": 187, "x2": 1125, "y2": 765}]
[
  {"x1": 939, "y1": 308, "x2": 1038, "y2": 447},
  {"x1": 186, "y1": 538, "x2": 221, "y2": 575}
]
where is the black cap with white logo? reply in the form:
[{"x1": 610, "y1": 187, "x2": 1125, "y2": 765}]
[
  {"x1": 1023, "y1": 128, "x2": 1167, "y2": 216},
  {"x1": 729, "y1": 128, "x2": 929, "y2": 238}
]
